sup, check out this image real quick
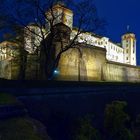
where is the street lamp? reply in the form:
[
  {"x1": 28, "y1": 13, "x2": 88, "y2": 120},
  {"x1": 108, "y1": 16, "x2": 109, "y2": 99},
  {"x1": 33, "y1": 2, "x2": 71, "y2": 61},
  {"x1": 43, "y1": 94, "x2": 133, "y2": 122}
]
[
  {"x1": 54, "y1": 69, "x2": 59, "y2": 75},
  {"x1": 48, "y1": 69, "x2": 60, "y2": 80},
  {"x1": 53, "y1": 69, "x2": 60, "y2": 79}
]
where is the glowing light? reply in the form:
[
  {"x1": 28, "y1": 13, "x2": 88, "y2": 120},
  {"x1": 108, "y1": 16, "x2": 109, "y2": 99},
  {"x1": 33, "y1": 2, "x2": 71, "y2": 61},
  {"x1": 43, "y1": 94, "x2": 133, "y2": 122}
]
[{"x1": 53, "y1": 69, "x2": 59, "y2": 75}]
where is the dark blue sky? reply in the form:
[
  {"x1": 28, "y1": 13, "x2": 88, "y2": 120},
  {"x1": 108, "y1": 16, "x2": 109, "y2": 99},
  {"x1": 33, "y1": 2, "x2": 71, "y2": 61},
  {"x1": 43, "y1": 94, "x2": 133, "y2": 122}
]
[
  {"x1": 1, "y1": 0, "x2": 140, "y2": 64},
  {"x1": 94, "y1": 0, "x2": 140, "y2": 64}
]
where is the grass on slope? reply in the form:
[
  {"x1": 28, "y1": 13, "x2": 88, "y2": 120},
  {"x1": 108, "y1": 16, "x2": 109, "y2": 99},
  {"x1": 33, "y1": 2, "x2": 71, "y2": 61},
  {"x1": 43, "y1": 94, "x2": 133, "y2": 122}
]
[
  {"x1": 0, "y1": 93, "x2": 18, "y2": 105},
  {"x1": 0, "y1": 117, "x2": 49, "y2": 140}
]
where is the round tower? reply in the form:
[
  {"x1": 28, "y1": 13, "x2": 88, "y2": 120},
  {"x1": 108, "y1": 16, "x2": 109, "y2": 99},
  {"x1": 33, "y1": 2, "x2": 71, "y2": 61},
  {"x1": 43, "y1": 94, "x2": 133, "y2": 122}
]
[{"x1": 122, "y1": 33, "x2": 136, "y2": 65}]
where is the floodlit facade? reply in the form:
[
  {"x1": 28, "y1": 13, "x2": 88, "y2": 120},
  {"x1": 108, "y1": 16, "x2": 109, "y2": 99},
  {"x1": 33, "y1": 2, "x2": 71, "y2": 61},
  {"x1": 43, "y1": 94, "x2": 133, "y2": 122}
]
[
  {"x1": 73, "y1": 31, "x2": 136, "y2": 65},
  {"x1": 0, "y1": 41, "x2": 19, "y2": 61},
  {"x1": 0, "y1": 3, "x2": 139, "y2": 81},
  {"x1": 24, "y1": 3, "x2": 137, "y2": 66}
]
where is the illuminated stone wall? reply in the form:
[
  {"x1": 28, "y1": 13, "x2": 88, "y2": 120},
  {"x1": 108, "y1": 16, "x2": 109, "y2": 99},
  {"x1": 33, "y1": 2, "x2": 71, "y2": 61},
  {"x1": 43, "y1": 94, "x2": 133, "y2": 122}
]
[
  {"x1": 0, "y1": 54, "x2": 40, "y2": 80},
  {"x1": 0, "y1": 60, "x2": 20, "y2": 79},
  {"x1": 102, "y1": 62, "x2": 140, "y2": 82},
  {"x1": 54, "y1": 43, "x2": 140, "y2": 82},
  {"x1": 0, "y1": 60, "x2": 11, "y2": 79},
  {"x1": 55, "y1": 46, "x2": 106, "y2": 81},
  {"x1": 0, "y1": 46, "x2": 140, "y2": 82}
]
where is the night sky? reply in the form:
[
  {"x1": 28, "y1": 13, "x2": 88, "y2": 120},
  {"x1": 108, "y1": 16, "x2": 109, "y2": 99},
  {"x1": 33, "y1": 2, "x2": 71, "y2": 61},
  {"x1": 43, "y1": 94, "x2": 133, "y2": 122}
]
[
  {"x1": 1, "y1": 0, "x2": 140, "y2": 64},
  {"x1": 94, "y1": 0, "x2": 140, "y2": 65}
]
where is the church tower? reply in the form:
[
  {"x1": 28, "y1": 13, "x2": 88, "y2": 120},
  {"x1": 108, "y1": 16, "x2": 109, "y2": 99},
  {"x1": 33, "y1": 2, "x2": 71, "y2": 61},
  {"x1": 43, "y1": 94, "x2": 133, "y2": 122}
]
[
  {"x1": 46, "y1": 1, "x2": 73, "y2": 29},
  {"x1": 122, "y1": 32, "x2": 136, "y2": 65}
]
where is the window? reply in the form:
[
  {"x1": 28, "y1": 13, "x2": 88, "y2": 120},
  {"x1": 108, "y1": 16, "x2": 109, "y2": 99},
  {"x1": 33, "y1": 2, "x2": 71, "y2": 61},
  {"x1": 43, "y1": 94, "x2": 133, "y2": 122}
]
[
  {"x1": 133, "y1": 40, "x2": 135, "y2": 47},
  {"x1": 126, "y1": 49, "x2": 128, "y2": 53},
  {"x1": 80, "y1": 36, "x2": 83, "y2": 40},
  {"x1": 126, "y1": 57, "x2": 128, "y2": 60}
]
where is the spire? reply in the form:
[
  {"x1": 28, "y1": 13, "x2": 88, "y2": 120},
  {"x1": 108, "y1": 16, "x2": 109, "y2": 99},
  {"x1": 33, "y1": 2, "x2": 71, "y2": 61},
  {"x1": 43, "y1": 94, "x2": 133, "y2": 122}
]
[{"x1": 127, "y1": 25, "x2": 130, "y2": 32}]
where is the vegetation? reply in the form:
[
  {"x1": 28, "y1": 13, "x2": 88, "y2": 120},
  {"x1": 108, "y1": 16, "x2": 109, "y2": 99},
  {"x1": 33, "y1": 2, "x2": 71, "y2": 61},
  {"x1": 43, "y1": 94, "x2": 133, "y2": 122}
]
[
  {"x1": 72, "y1": 101, "x2": 136, "y2": 140},
  {"x1": 0, "y1": 93, "x2": 18, "y2": 105},
  {"x1": 0, "y1": 117, "x2": 51, "y2": 140},
  {"x1": 0, "y1": 93, "x2": 51, "y2": 140},
  {"x1": 0, "y1": 93, "x2": 140, "y2": 140},
  {"x1": 74, "y1": 116, "x2": 100, "y2": 140},
  {"x1": 104, "y1": 101, "x2": 134, "y2": 140}
]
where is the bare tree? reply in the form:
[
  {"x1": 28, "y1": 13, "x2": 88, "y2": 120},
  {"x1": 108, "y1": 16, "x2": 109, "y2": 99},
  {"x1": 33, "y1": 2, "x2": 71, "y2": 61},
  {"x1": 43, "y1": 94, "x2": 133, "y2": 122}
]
[{"x1": 0, "y1": 0, "x2": 106, "y2": 80}]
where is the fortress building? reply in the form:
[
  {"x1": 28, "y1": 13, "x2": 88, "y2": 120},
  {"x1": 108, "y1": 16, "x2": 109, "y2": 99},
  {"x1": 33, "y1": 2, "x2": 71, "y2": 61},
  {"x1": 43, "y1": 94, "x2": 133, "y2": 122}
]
[
  {"x1": 0, "y1": 3, "x2": 140, "y2": 81},
  {"x1": 25, "y1": 3, "x2": 137, "y2": 66}
]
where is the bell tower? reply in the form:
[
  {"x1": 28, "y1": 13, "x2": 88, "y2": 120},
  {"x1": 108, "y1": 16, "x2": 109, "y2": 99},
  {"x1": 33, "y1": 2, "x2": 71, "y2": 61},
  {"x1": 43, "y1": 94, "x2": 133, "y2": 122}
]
[
  {"x1": 46, "y1": 1, "x2": 73, "y2": 29},
  {"x1": 122, "y1": 32, "x2": 136, "y2": 66}
]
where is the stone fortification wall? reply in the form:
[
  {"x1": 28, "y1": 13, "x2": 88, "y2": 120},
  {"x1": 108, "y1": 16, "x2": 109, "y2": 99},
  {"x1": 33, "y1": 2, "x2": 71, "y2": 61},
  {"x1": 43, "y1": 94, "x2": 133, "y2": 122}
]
[
  {"x1": 0, "y1": 60, "x2": 12, "y2": 79},
  {"x1": 56, "y1": 46, "x2": 106, "y2": 81},
  {"x1": 56, "y1": 44, "x2": 140, "y2": 82},
  {"x1": 1, "y1": 43, "x2": 140, "y2": 82},
  {"x1": 0, "y1": 60, "x2": 20, "y2": 80},
  {"x1": 102, "y1": 61, "x2": 140, "y2": 82}
]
